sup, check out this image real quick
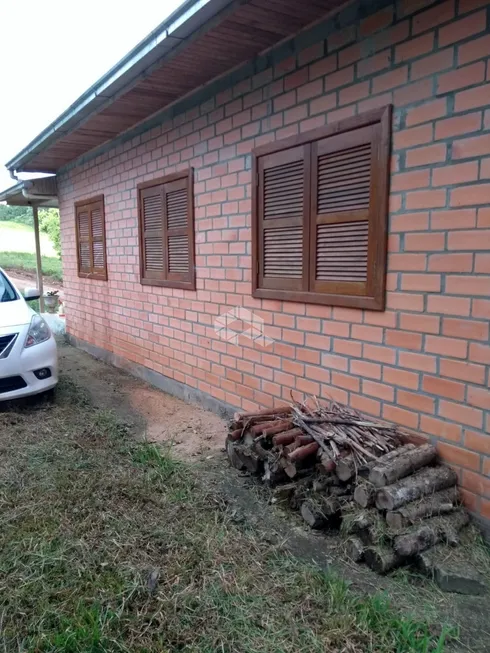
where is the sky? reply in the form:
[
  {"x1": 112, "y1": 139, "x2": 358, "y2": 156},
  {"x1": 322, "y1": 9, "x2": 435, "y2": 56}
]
[{"x1": 0, "y1": 0, "x2": 184, "y2": 191}]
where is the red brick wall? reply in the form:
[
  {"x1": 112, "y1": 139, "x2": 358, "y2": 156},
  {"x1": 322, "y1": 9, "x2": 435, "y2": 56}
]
[{"x1": 58, "y1": 0, "x2": 490, "y2": 522}]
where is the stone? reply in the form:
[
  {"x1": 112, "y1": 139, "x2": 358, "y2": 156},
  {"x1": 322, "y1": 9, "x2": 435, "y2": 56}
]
[{"x1": 417, "y1": 547, "x2": 487, "y2": 596}]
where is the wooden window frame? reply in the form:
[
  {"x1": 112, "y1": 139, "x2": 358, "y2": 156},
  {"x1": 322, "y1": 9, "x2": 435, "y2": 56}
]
[
  {"x1": 137, "y1": 169, "x2": 196, "y2": 290},
  {"x1": 252, "y1": 106, "x2": 392, "y2": 311},
  {"x1": 74, "y1": 194, "x2": 108, "y2": 281}
]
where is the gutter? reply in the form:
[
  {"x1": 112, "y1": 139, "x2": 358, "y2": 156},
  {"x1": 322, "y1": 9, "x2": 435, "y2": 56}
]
[{"x1": 6, "y1": 0, "x2": 234, "y2": 174}]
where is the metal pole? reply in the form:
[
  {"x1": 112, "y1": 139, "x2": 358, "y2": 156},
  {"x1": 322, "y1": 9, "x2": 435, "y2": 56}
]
[{"x1": 32, "y1": 205, "x2": 45, "y2": 312}]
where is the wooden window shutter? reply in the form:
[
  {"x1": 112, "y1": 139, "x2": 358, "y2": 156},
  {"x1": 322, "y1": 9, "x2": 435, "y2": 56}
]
[
  {"x1": 252, "y1": 106, "x2": 391, "y2": 310},
  {"x1": 255, "y1": 146, "x2": 310, "y2": 293},
  {"x1": 138, "y1": 170, "x2": 195, "y2": 290},
  {"x1": 75, "y1": 196, "x2": 107, "y2": 281}
]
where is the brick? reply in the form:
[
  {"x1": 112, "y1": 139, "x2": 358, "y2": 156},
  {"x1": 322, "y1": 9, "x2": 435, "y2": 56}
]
[
  {"x1": 321, "y1": 353, "x2": 348, "y2": 372},
  {"x1": 469, "y1": 343, "x2": 490, "y2": 365},
  {"x1": 407, "y1": 190, "x2": 448, "y2": 210},
  {"x1": 446, "y1": 275, "x2": 490, "y2": 296},
  {"x1": 360, "y1": 6, "x2": 393, "y2": 36},
  {"x1": 399, "y1": 351, "x2": 437, "y2": 373},
  {"x1": 451, "y1": 184, "x2": 490, "y2": 207},
  {"x1": 404, "y1": 232, "x2": 445, "y2": 251},
  {"x1": 309, "y1": 55, "x2": 337, "y2": 80},
  {"x1": 298, "y1": 42, "x2": 324, "y2": 67},
  {"x1": 391, "y1": 170, "x2": 430, "y2": 191},
  {"x1": 428, "y1": 253, "x2": 473, "y2": 273},
  {"x1": 398, "y1": 389, "x2": 435, "y2": 413},
  {"x1": 351, "y1": 394, "x2": 381, "y2": 417},
  {"x1": 439, "y1": 10, "x2": 487, "y2": 47},
  {"x1": 432, "y1": 162, "x2": 479, "y2": 187},
  {"x1": 426, "y1": 335, "x2": 468, "y2": 359},
  {"x1": 373, "y1": 66, "x2": 408, "y2": 93},
  {"x1": 331, "y1": 371, "x2": 360, "y2": 392},
  {"x1": 440, "y1": 400, "x2": 483, "y2": 429},
  {"x1": 440, "y1": 358, "x2": 486, "y2": 384},
  {"x1": 465, "y1": 431, "x2": 490, "y2": 456},
  {"x1": 297, "y1": 79, "x2": 323, "y2": 102},
  {"x1": 459, "y1": 0, "x2": 490, "y2": 12},
  {"x1": 391, "y1": 212, "x2": 429, "y2": 232},
  {"x1": 325, "y1": 67, "x2": 354, "y2": 91},
  {"x1": 412, "y1": 1, "x2": 455, "y2": 35},
  {"x1": 443, "y1": 317, "x2": 489, "y2": 341},
  {"x1": 322, "y1": 321, "x2": 350, "y2": 337},
  {"x1": 396, "y1": 33, "x2": 434, "y2": 63},
  {"x1": 438, "y1": 61, "x2": 486, "y2": 94},
  {"x1": 473, "y1": 299, "x2": 490, "y2": 320},
  {"x1": 448, "y1": 229, "x2": 490, "y2": 251},
  {"x1": 400, "y1": 313, "x2": 440, "y2": 334},
  {"x1": 406, "y1": 144, "x2": 446, "y2": 167},
  {"x1": 435, "y1": 112, "x2": 482, "y2": 140},
  {"x1": 362, "y1": 380, "x2": 395, "y2": 401},
  {"x1": 461, "y1": 489, "x2": 480, "y2": 513},
  {"x1": 398, "y1": 0, "x2": 438, "y2": 16},
  {"x1": 357, "y1": 50, "x2": 392, "y2": 77},
  {"x1": 310, "y1": 93, "x2": 337, "y2": 115},
  {"x1": 401, "y1": 273, "x2": 441, "y2": 291},
  {"x1": 386, "y1": 329, "x2": 422, "y2": 350},
  {"x1": 394, "y1": 124, "x2": 433, "y2": 150},
  {"x1": 363, "y1": 344, "x2": 397, "y2": 364},
  {"x1": 394, "y1": 78, "x2": 433, "y2": 105},
  {"x1": 411, "y1": 48, "x2": 454, "y2": 80},
  {"x1": 285, "y1": 68, "x2": 309, "y2": 91},
  {"x1": 383, "y1": 404, "x2": 419, "y2": 429},
  {"x1": 383, "y1": 366, "x2": 419, "y2": 390},
  {"x1": 455, "y1": 83, "x2": 490, "y2": 111},
  {"x1": 350, "y1": 359, "x2": 382, "y2": 380},
  {"x1": 459, "y1": 34, "x2": 490, "y2": 65},
  {"x1": 273, "y1": 91, "x2": 296, "y2": 111},
  {"x1": 339, "y1": 81, "x2": 370, "y2": 105},
  {"x1": 351, "y1": 324, "x2": 383, "y2": 343},
  {"x1": 437, "y1": 442, "x2": 481, "y2": 470},
  {"x1": 478, "y1": 207, "x2": 490, "y2": 227},
  {"x1": 421, "y1": 416, "x2": 462, "y2": 442},
  {"x1": 462, "y1": 470, "x2": 490, "y2": 500},
  {"x1": 481, "y1": 158, "x2": 490, "y2": 179},
  {"x1": 423, "y1": 375, "x2": 465, "y2": 401},
  {"x1": 389, "y1": 253, "x2": 427, "y2": 271},
  {"x1": 467, "y1": 386, "x2": 490, "y2": 410},
  {"x1": 386, "y1": 291, "x2": 425, "y2": 312},
  {"x1": 431, "y1": 209, "x2": 476, "y2": 230},
  {"x1": 406, "y1": 98, "x2": 447, "y2": 127},
  {"x1": 328, "y1": 26, "x2": 356, "y2": 51}
]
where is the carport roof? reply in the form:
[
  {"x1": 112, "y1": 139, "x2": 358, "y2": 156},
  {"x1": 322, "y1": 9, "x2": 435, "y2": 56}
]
[{"x1": 5, "y1": 0, "x2": 346, "y2": 175}]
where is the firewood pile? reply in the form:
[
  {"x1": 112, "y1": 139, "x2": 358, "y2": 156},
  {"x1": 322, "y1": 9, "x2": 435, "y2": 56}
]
[{"x1": 226, "y1": 399, "x2": 480, "y2": 590}]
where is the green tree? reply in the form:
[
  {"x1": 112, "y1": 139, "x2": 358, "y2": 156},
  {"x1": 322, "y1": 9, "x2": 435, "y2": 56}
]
[
  {"x1": 39, "y1": 208, "x2": 61, "y2": 258},
  {"x1": 0, "y1": 204, "x2": 32, "y2": 225}
]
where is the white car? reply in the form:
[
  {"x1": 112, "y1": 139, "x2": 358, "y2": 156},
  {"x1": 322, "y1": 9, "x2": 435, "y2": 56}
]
[{"x1": 0, "y1": 268, "x2": 58, "y2": 401}]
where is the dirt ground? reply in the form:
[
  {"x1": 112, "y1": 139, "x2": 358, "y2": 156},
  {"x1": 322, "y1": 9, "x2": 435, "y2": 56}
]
[
  {"x1": 59, "y1": 342, "x2": 490, "y2": 652},
  {"x1": 6, "y1": 269, "x2": 62, "y2": 295}
]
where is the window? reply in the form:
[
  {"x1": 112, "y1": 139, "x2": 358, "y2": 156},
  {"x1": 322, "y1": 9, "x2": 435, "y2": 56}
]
[
  {"x1": 75, "y1": 195, "x2": 107, "y2": 280},
  {"x1": 0, "y1": 270, "x2": 18, "y2": 303},
  {"x1": 252, "y1": 106, "x2": 392, "y2": 310},
  {"x1": 138, "y1": 170, "x2": 195, "y2": 290}
]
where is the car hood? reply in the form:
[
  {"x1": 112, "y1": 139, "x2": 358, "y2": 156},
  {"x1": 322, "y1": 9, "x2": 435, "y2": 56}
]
[{"x1": 0, "y1": 299, "x2": 33, "y2": 329}]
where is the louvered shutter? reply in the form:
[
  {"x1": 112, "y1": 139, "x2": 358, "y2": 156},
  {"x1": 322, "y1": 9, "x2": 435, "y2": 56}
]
[
  {"x1": 139, "y1": 170, "x2": 195, "y2": 289},
  {"x1": 75, "y1": 196, "x2": 107, "y2": 280},
  {"x1": 257, "y1": 146, "x2": 309, "y2": 292}
]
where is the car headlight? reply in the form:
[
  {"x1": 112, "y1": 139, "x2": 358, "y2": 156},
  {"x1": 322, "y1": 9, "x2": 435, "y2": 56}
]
[{"x1": 24, "y1": 315, "x2": 51, "y2": 348}]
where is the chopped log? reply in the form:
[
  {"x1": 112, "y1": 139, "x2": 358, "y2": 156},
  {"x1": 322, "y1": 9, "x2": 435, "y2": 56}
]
[
  {"x1": 230, "y1": 427, "x2": 244, "y2": 442},
  {"x1": 284, "y1": 435, "x2": 313, "y2": 455},
  {"x1": 394, "y1": 510, "x2": 469, "y2": 558},
  {"x1": 301, "y1": 499, "x2": 327, "y2": 529},
  {"x1": 386, "y1": 487, "x2": 459, "y2": 530},
  {"x1": 250, "y1": 420, "x2": 283, "y2": 435},
  {"x1": 364, "y1": 546, "x2": 402, "y2": 574},
  {"x1": 263, "y1": 459, "x2": 286, "y2": 486},
  {"x1": 342, "y1": 509, "x2": 385, "y2": 545},
  {"x1": 336, "y1": 455, "x2": 358, "y2": 482},
  {"x1": 283, "y1": 462, "x2": 298, "y2": 479},
  {"x1": 369, "y1": 444, "x2": 437, "y2": 487},
  {"x1": 272, "y1": 428, "x2": 303, "y2": 447},
  {"x1": 336, "y1": 445, "x2": 413, "y2": 482},
  {"x1": 354, "y1": 482, "x2": 375, "y2": 508},
  {"x1": 234, "y1": 445, "x2": 262, "y2": 475},
  {"x1": 322, "y1": 496, "x2": 341, "y2": 516},
  {"x1": 375, "y1": 465, "x2": 458, "y2": 512},
  {"x1": 234, "y1": 405, "x2": 292, "y2": 421},
  {"x1": 288, "y1": 442, "x2": 319, "y2": 462},
  {"x1": 226, "y1": 438, "x2": 245, "y2": 470},
  {"x1": 261, "y1": 420, "x2": 294, "y2": 437},
  {"x1": 346, "y1": 537, "x2": 365, "y2": 563},
  {"x1": 270, "y1": 483, "x2": 297, "y2": 505},
  {"x1": 320, "y1": 451, "x2": 335, "y2": 473}
]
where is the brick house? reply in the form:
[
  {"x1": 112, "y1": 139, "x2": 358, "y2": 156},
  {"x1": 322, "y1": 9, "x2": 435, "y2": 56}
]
[{"x1": 4, "y1": 0, "x2": 490, "y2": 528}]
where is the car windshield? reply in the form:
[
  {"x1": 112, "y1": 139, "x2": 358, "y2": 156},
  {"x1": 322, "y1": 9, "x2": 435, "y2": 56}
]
[{"x1": 0, "y1": 271, "x2": 18, "y2": 303}]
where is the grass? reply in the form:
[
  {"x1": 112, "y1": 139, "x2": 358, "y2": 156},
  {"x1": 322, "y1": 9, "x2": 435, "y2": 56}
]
[
  {"x1": 0, "y1": 250, "x2": 62, "y2": 282},
  {"x1": 0, "y1": 220, "x2": 56, "y2": 257},
  {"x1": 0, "y1": 376, "x2": 456, "y2": 652}
]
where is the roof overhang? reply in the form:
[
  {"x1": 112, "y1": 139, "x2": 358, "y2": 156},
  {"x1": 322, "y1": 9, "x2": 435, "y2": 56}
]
[
  {"x1": 0, "y1": 177, "x2": 58, "y2": 208},
  {"x1": 5, "y1": 0, "x2": 348, "y2": 175}
]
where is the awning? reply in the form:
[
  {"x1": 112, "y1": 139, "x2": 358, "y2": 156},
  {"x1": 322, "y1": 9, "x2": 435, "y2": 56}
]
[{"x1": 0, "y1": 176, "x2": 58, "y2": 208}]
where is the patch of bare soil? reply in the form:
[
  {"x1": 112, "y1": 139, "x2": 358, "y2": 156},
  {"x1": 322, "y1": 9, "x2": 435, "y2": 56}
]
[
  {"x1": 59, "y1": 342, "x2": 490, "y2": 651},
  {"x1": 59, "y1": 342, "x2": 226, "y2": 459},
  {"x1": 6, "y1": 269, "x2": 63, "y2": 294}
]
